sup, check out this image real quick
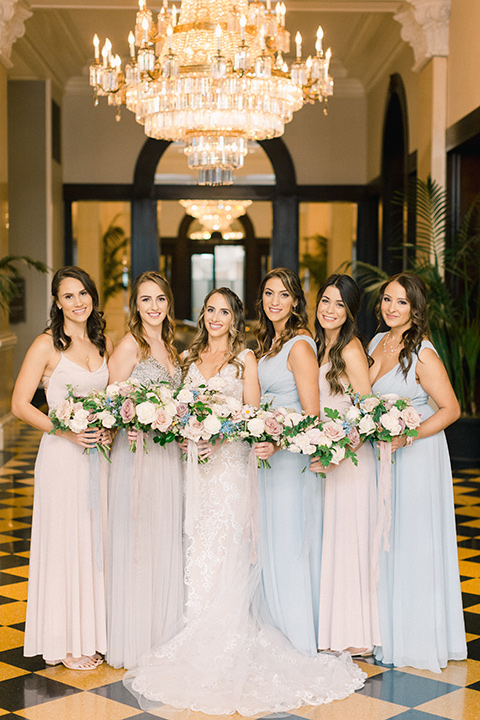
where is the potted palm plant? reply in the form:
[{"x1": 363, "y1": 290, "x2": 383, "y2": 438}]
[
  {"x1": 0, "y1": 255, "x2": 48, "y2": 314},
  {"x1": 352, "y1": 177, "x2": 480, "y2": 468}
]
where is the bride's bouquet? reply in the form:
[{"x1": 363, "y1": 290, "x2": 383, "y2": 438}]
[
  {"x1": 173, "y1": 378, "x2": 243, "y2": 463},
  {"x1": 106, "y1": 379, "x2": 177, "y2": 452},
  {"x1": 281, "y1": 408, "x2": 358, "y2": 477},
  {"x1": 49, "y1": 384, "x2": 115, "y2": 460},
  {"x1": 236, "y1": 399, "x2": 286, "y2": 469}
]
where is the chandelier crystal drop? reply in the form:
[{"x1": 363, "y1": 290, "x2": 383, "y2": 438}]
[{"x1": 90, "y1": 0, "x2": 334, "y2": 186}]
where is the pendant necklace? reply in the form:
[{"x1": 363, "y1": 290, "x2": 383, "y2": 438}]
[{"x1": 382, "y1": 332, "x2": 402, "y2": 358}]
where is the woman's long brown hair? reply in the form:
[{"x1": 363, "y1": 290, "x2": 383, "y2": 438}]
[{"x1": 255, "y1": 268, "x2": 311, "y2": 359}]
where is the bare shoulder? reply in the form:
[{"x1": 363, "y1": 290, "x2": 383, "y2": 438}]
[
  {"x1": 30, "y1": 332, "x2": 56, "y2": 358},
  {"x1": 343, "y1": 337, "x2": 367, "y2": 362}
]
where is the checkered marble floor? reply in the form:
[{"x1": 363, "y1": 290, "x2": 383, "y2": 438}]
[{"x1": 1, "y1": 425, "x2": 480, "y2": 720}]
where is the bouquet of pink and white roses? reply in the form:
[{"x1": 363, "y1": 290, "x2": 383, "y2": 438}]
[
  {"x1": 173, "y1": 377, "x2": 243, "y2": 463},
  {"x1": 106, "y1": 379, "x2": 177, "y2": 452},
  {"x1": 49, "y1": 384, "x2": 115, "y2": 460},
  {"x1": 347, "y1": 390, "x2": 421, "y2": 445},
  {"x1": 281, "y1": 408, "x2": 358, "y2": 477},
  {"x1": 236, "y1": 400, "x2": 286, "y2": 468}
]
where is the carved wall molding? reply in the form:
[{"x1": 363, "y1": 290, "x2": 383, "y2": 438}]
[
  {"x1": 0, "y1": 0, "x2": 32, "y2": 69},
  {"x1": 394, "y1": 0, "x2": 450, "y2": 72}
]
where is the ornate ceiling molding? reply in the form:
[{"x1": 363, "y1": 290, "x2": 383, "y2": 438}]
[
  {"x1": 0, "y1": 0, "x2": 32, "y2": 68},
  {"x1": 394, "y1": 0, "x2": 450, "y2": 72}
]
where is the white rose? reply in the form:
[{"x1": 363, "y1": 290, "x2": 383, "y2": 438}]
[
  {"x1": 202, "y1": 414, "x2": 222, "y2": 436},
  {"x1": 106, "y1": 383, "x2": 120, "y2": 398},
  {"x1": 283, "y1": 411, "x2": 303, "y2": 428},
  {"x1": 225, "y1": 396, "x2": 242, "y2": 414},
  {"x1": 345, "y1": 406, "x2": 361, "y2": 422},
  {"x1": 330, "y1": 447, "x2": 346, "y2": 465},
  {"x1": 184, "y1": 417, "x2": 203, "y2": 440},
  {"x1": 68, "y1": 409, "x2": 90, "y2": 433},
  {"x1": 380, "y1": 412, "x2": 402, "y2": 435},
  {"x1": 207, "y1": 376, "x2": 225, "y2": 392},
  {"x1": 97, "y1": 410, "x2": 116, "y2": 428},
  {"x1": 176, "y1": 387, "x2": 195, "y2": 403},
  {"x1": 358, "y1": 414, "x2": 376, "y2": 436},
  {"x1": 136, "y1": 401, "x2": 158, "y2": 426},
  {"x1": 295, "y1": 435, "x2": 316, "y2": 455},
  {"x1": 158, "y1": 385, "x2": 174, "y2": 403},
  {"x1": 288, "y1": 444, "x2": 302, "y2": 453},
  {"x1": 247, "y1": 417, "x2": 266, "y2": 437},
  {"x1": 164, "y1": 400, "x2": 178, "y2": 418}
]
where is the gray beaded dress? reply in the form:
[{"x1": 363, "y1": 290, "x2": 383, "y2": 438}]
[{"x1": 106, "y1": 356, "x2": 184, "y2": 669}]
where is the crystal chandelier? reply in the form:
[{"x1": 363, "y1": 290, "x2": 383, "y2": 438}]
[
  {"x1": 180, "y1": 199, "x2": 252, "y2": 231},
  {"x1": 90, "y1": 0, "x2": 333, "y2": 186}
]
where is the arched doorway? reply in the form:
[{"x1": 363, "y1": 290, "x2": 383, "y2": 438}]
[
  {"x1": 130, "y1": 138, "x2": 298, "y2": 283},
  {"x1": 381, "y1": 73, "x2": 410, "y2": 275}
]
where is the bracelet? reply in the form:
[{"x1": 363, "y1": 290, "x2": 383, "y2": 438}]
[{"x1": 405, "y1": 435, "x2": 414, "y2": 447}]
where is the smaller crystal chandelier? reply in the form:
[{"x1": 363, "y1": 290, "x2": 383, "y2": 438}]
[
  {"x1": 180, "y1": 199, "x2": 252, "y2": 232},
  {"x1": 90, "y1": 0, "x2": 333, "y2": 186}
]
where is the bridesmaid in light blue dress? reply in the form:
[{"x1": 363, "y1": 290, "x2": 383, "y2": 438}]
[
  {"x1": 255, "y1": 268, "x2": 321, "y2": 656},
  {"x1": 369, "y1": 272, "x2": 466, "y2": 672}
]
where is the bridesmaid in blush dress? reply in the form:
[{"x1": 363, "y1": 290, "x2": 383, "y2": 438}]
[
  {"x1": 106, "y1": 271, "x2": 184, "y2": 670},
  {"x1": 12, "y1": 266, "x2": 113, "y2": 670},
  {"x1": 255, "y1": 268, "x2": 321, "y2": 656},
  {"x1": 369, "y1": 272, "x2": 466, "y2": 672},
  {"x1": 311, "y1": 274, "x2": 380, "y2": 656}
]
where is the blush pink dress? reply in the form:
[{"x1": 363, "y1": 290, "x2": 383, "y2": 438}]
[
  {"x1": 24, "y1": 354, "x2": 109, "y2": 663},
  {"x1": 317, "y1": 362, "x2": 381, "y2": 652}
]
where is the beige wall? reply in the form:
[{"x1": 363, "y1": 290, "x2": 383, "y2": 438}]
[
  {"x1": 63, "y1": 86, "x2": 368, "y2": 187},
  {"x1": 448, "y1": 0, "x2": 480, "y2": 128}
]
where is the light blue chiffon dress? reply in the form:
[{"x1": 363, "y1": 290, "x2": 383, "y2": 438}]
[
  {"x1": 257, "y1": 335, "x2": 322, "y2": 656},
  {"x1": 370, "y1": 334, "x2": 467, "y2": 672}
]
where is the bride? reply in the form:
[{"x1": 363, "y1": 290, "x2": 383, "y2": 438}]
[{"x1": 124, "y1": 287, "x2": 366, "y2": 715}]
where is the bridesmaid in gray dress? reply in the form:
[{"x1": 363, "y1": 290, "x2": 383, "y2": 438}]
[{"x1": 106, "y1": 271, "x2": 184, "y2": 669}]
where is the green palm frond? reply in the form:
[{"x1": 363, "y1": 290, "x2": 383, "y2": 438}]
[
  {"x1": 102, "y1": 219, "x2": 130, "y2": 302},
  {"x1": 0, "y1": 256, "x2": 48, "y2": 312}
]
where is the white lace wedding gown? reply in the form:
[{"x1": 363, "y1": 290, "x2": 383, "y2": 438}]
[{"x1": 124, "y1": 350, "x2": 366, "y2": 715}]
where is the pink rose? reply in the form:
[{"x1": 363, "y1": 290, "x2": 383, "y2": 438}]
[
  {"x1": 184, "y1": 417, "x2": 204, "y2": 441},
  {"x1": 305, "y1": 427, "x2": 324, "y2": 445},
  {"x1": 347, "y1": 427, "x2": 361, "y2": 448},
  {"x1": 264, "y1": 417, "x2": 283, "y2": 438},
  {"x1": 380, "y1": 412, "x2": 402, "y2": 435},
  {"x1": 120, "y1": 398, "x2": 136, "y2": 423},
  {"x1": 360, "y1": 396, "x2": 380, "y2": 412},
  {"x1": 323, "y1": 420, "x2": 346, "y2": 442},
  {"x1": 402, "y1": 406, "x2": 421, "y2": 429},
  {"x1": 176, "y1": 402, "x2": 189, "y2": 417},
  {"x1": 152, "y1": 408, "x2": 173, "y2": 433},
  {"x1": 55, "y1": 399, "x2": 73, "y2": 422}
]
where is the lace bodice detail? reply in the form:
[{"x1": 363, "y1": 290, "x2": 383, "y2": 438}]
[
  {"x1": 130, "y1": 356, "x2": 181, "y2": 391},
  {"x1": 185, "y1": 349, "x2": 250, "y2": 401}
]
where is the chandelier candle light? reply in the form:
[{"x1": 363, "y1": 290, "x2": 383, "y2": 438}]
[
  {"x1": 180, "y1": 199, "x2": 252, "y2": 232},
  {"x1": 90, "y1": 0, "x2": 333, "y2": 186}
]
